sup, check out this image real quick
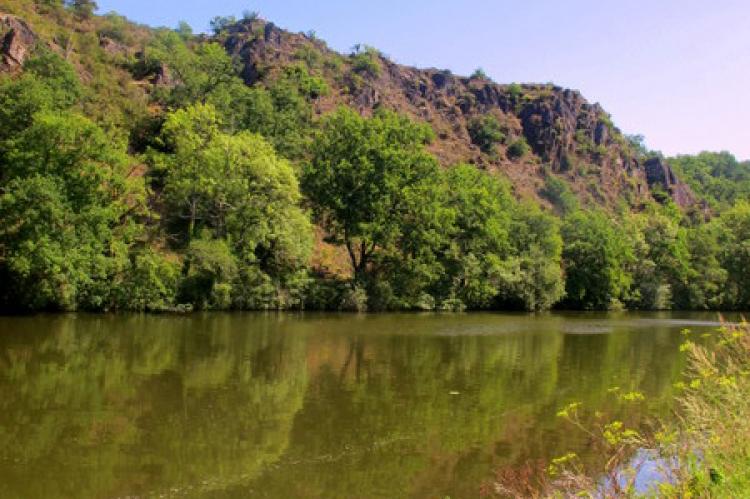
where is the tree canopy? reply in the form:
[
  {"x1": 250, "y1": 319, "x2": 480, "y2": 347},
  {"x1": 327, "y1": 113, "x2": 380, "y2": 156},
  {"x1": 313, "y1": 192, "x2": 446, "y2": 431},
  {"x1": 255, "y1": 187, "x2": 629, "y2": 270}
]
[{"x1": 0, "y1": 14, "x2": 746, "y2": 313}]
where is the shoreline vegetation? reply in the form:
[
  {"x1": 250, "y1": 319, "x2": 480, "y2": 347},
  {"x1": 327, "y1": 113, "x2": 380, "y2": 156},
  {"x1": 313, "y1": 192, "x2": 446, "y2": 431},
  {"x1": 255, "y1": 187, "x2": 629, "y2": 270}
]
[
  {"x1": 1, "y1": 4, "x2": 747, "y2": 499},
  {"x1": 1, "y1": 2, "x2": 750, "y2": 316},
  {"x1": 484, "y1": 318, "x2": 750, "y2": 498}
]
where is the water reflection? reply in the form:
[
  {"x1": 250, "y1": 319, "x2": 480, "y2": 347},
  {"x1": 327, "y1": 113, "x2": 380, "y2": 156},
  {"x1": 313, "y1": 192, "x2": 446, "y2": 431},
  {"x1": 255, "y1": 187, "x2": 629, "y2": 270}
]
[{"x1": 0, "y1": 312, "x2": 720, "y2": 498}]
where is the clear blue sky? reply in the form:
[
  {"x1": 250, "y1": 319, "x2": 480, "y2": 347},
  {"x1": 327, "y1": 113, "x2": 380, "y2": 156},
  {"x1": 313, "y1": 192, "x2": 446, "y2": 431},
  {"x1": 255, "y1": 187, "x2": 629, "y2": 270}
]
[{"x1": 98, "y1": 0, "x2": 750, "y2": 160}]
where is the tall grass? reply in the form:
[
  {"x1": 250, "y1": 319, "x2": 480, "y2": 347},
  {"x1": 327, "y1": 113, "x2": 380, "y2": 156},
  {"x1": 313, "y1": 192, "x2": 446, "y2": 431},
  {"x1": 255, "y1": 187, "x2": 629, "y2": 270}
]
[
  {"x1": 659, "y1": 318, "x2": 750, "y2": 496},
  {"x1": 484, "y1": 319, "x2": 750, "y2": 498}
]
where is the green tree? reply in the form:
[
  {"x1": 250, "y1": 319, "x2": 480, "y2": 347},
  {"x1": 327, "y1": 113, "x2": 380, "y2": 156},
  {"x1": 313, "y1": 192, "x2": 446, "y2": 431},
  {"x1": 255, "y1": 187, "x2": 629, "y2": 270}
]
[
  {"x1": 438, "y1": 164, "x2": 514, "y2": 308},
  {"x1": 0, "y1": 175, "x2": 83, "y2": 309},
  {"x1": 506, "y1": 203, "x2": 565, "y2": 311},
  {"x1": 626, "y1": 212, "x2": 691, "y2": 309},
  {"x1": 179, "y1": 236, "x2": 237, "y2": 309},
  {"x1": 682, "y1": 223, "x2": 727, "y2": 309},
  {"x1": 438, "y1": 174, "x2": 565, "y2": 311},
  {"x1": 670, "y1": 152, "x2": 750, "y2": 209},
  {"x1": 144, "y1": 32, "x2": 245, "y2": 116},
  {"x1": 237, "y1": 66, "x2": 321, "y2": 160},
  {"x1": 561, "y1": 210, "x2": 634, "y2": 310},
  {"x1": 303, "y1": 107, "x2": 441, "y2": 291},
  {"x1": 113, "y1": 250, "x2": 180, "y2": 311},
  {"x1": 714, "y1": 201, "x2": 750, "y2": 309},
  {"x1": 66, "y1": 0, "x2": 98, "y2": 18},
  {"x1": 155, "y1": 103, "x2": 313, "y2": 309},
  {"x1": 0, "y1": 52, "x2": 82, "y2": 149},
  {"x1": 368, "y1": 158, "x2": 451, "y2": 310},
  {"x1": 175, "y1": 20, "x2": 194, "y2": 40},
  {"x1": 0, "y1": 113, "x2": 134, "y2": 311}
]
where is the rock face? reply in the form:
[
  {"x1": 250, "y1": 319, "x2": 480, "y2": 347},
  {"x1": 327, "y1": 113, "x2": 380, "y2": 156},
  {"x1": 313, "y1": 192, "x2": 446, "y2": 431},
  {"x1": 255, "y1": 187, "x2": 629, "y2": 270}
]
[
  {"x1": 223, "y1": 20, "x2": 288, "y2": 85},
  {"x1": 1, "y1": 11, "x2": 697, "y2": 212},
  {"x1": 518, "y1": 89, "x2": 603, "y2": 165},
  {"x1": 643, "y1": 157, "x2": 696, "y2": 208},
  {"x1": 0, "y1": 14, "x2": 36, "y2": 71},
  {"x1": 217, "y1": 19, "x2": 708, "y2": 212},
  {"x1": 217, "y1": 18, "x2": 687, "y2": 209},
  {"x1": 99, "y1": 36, "x2": 129, "y2": 57}
]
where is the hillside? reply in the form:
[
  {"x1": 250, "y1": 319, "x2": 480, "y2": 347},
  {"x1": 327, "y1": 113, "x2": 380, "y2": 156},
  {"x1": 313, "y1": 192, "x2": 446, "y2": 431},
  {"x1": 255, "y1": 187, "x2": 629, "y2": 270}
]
[
  {"x1": 2, "y1": 1, "x2": 749, "y2": 314},
  {"x1": 1, "y1": 5, "x2": 694, "y2": 211},
  {"x1": 220, "y1": 18, "x2": 699, "y2": 211}
]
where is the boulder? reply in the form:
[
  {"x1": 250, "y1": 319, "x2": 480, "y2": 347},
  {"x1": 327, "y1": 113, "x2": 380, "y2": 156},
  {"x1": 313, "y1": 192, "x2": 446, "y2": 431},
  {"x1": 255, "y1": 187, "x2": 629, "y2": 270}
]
[
  {"x1": 99, "y1": 36, "x2": 129, "y2": 57},
  {"x1": 643, "y1": 157, "x2": 696, "y2": 208},
  {"x1": 1, "y1": 14, "x2": 37, "y2": 71}
]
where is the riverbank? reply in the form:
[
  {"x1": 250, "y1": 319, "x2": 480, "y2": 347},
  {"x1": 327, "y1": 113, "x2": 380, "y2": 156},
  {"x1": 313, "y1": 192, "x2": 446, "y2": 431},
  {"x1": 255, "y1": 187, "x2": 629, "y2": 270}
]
[
  {"x1": 488, "y1": 318, "x2": 750, "y2": 497},
  {"x1": 661, "y1": 319, "x2": 750, "y2": 496}
]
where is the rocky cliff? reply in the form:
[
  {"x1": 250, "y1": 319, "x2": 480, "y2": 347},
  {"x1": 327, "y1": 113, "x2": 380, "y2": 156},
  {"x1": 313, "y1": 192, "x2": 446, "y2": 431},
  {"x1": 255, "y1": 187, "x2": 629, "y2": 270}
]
[
  {"x1": 219, "y1": 19, "x2": 695, "y2": 210},
  {"x1": 0, "y1": 14, "x2": 36, "y2": 71},
  {"x1": 0, "y1": 8, "x2": 696, "y2": 211}
]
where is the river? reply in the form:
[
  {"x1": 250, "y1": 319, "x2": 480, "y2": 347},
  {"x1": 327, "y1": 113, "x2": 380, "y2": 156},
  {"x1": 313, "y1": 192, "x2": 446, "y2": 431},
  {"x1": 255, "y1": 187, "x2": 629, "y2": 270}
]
[{"x1": 0, "y1": 312, "x2": 727, "y2": 498}]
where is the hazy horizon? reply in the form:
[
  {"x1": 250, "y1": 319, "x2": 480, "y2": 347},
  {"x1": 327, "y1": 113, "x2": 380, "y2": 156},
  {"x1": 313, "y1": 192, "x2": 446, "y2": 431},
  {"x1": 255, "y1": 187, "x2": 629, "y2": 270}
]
[{"x1": 97, "y1": 0, "x2": 750, "y2": 160}]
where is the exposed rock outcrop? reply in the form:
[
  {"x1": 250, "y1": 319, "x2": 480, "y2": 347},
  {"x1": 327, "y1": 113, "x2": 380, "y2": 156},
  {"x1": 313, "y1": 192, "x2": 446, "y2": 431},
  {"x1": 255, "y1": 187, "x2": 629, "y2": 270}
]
[
  {"x1": 518, "y1": 88, "x2": 594, "y2": 164},
  {"x1": 217, "y1": 19, "x2": 682, "y2": 209},
  {"x1": 99, "y1": 36, "x2": 129, "y2": 57},
  {"x1": 0, "y1": 14, "x2": 36, "y2": 71},
  {"x1": 152, "y1": 63, "x2": 175, "y2": 86},
  {"x1": 643, "y1": 157, "x2": 696, "y2": 208},
  {"x1": 2, "y1": 11, "x2": 699, "y2": 212}
]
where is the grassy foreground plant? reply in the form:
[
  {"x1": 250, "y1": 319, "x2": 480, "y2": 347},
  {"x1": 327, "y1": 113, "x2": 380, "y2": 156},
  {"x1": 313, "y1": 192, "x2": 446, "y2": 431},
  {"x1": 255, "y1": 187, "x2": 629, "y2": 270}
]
[
  {"x1": 484, "y1": 319, "x2": 750, "y2": 498},
  {"x1": 662, "y1": 319, "x2": 750, "y2": 496}
]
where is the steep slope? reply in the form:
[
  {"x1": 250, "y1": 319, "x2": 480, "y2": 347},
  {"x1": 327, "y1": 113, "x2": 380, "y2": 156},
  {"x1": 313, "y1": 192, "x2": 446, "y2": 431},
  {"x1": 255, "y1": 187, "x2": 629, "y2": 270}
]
[
  {"x1": 1, "y1": 13, "x2": 36, "y2": 71},
  {"x1": 0, "y1": 5, "x2": 695, "y2": 212},
  {"x1": 670, "y1": 151, "x2": 750, "y2": 209},
  {"x1": 1, "y1": 2, "x2": 153, "y2": 139},
  {"x1": 219, "y1": 18, "x2": 694, "y2": 210},
  {"x1": 4, "y1": 3, "x2": 749, "y2": 315}
]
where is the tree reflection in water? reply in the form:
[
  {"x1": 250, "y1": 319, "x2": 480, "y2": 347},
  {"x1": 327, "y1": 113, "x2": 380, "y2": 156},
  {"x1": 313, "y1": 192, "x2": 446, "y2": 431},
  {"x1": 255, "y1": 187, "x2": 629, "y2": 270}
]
[{"x1": 0, "y1": 312, "x2": 708, "y2": 498}]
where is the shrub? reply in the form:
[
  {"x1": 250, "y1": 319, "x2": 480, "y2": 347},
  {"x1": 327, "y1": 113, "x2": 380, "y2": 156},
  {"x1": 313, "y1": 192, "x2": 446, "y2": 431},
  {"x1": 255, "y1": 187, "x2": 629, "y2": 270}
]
[
  {"x1": 178, "y1": 236, "x2": 237, "y2": 309},
  {"x1": 340, "y1": 286, "x2": 368, "y2": 312},
  {"x1": 560, "y1": 154, "x2": 577, "y2": 172},
  {"x1": 507, "y1": 137, "x2": 530, "y2": 160},
  {"x1": 507, "y1": 82, "x2": 523, "y2": 99},
  {"x1": 439, "y1": 297, "x2": 466, "y2": 312},
  {"x1": 541, "y1": 175, "x2": 579, "y2": 215},
  {"x1": 281, "y1": 64, "x2": 329, "y2": 99},
  {"x1": 470, "y1": 67, "x2": 489, "y2": 80},
  {"x1": 66, "y1": 0, "x2": 97, "y2": 19},
  {"x1": 325, "y1": 55, "x2": 344, "y2": 73},
  {"x1": 114, "y1": 251, "x2": 180, "y2": 311},
  {"x1": 467, "y1": 114, "x2": 505, "y2": 154},
  {"x1": 98, "y1": 13, "x2": 133, "y2": 44},
  {"x1": 304, "y1": 278, "x2": 349, "y2": 310},
  {"x1": 209, "y1": 15, "x2": 237, "y2": 35},
  {"x1": 294, "y1": 45, "x2": 322, "y2": 69},
  {"x1": 242, "y1": 10, "x2": 260, "y2": 21},
  {"x1": 350, "y1": 45, "x2": 381, "y2": 77}
]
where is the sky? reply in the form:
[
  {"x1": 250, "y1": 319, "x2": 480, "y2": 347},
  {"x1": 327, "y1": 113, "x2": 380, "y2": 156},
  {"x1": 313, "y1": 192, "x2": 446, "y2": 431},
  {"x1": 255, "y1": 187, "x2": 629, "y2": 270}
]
[{"x1": 97, "y1": 0, "x2": 750, "y2": 160}]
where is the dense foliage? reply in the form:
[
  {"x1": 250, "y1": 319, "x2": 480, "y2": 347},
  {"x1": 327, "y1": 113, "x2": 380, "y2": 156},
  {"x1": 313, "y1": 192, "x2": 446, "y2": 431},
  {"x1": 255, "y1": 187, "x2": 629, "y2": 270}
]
[
  {"x1": 0, "y1": 4, "x2": 748, "y2": 312},
  {"x1": 671, "y1": 152, "x2": 750, "y2": 209}
]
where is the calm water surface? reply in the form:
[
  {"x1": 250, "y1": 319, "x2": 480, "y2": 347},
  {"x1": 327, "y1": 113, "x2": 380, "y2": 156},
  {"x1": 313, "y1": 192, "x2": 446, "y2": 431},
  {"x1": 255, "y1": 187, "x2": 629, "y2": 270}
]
[{"x1": 0, "y1": 312, "x2": 726, "y2": 498}]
